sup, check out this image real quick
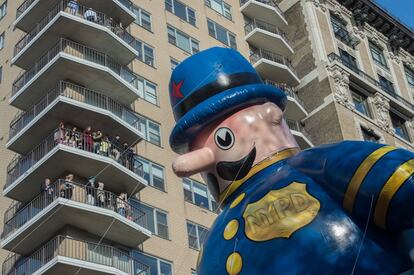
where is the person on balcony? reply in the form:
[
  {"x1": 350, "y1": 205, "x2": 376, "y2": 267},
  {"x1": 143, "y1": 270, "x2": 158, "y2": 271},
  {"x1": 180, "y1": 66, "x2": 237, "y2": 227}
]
[
  {"x1": 100, "y1": 136, "x2": 111, "y2": 156},
  {"x1": 111, "y1": 135, "x2": 121, "y2": 161},
  {"x1": 55, "y1": 122, "x2": 66, "y2": 145},
  {"x1": 69, "y1": 127, "x2": 78, "y2": 148},
  {"x1": 86, "y1": 176, "x2": 96, "y2": 205},
  {"x1": 84, "y1": 8, "x2": 97, "y2": 23},
  {"x1": 61, "y1": 173, "x2": 75, "y2": 199},
  {"x1": 93, "y1": 130, "x2": 103, "y2": 153},
  {"x1": 42, "y1": 178, "x2": 54, "y2": 203},
  {"x1": 122, "y1": 143, "x2": 134, "y2": 170},
  {"x1": 67, "y1": 0, "x2": 79, "y2": 15},
  {"x1": 116, "y1": 193, "x2": 127, "y2": 217},
  {"x1": 83, "y1": 126, "x2": 93, "y2": 152},
  {"x1": 97, "y1": 182, "x2": 105, "y2": 207}
]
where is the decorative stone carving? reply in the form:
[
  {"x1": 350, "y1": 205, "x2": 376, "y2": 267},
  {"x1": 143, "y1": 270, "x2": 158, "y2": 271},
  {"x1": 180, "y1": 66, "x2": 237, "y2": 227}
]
[
  {"x1": 387, "y1": 51, "x2": 401, "y2": 64},
  {"x1": 372, "y1": 93, "x2": 394, "y2": 134},
  {"x1": 400, "y1": 49, "x2": 414, "y2": 69},
  {"x1": 327, "y1": 65, "x2": 354, "y2": 110},
  {"x1": 326, "y1": 0, "x2": 352, "y2": 18},
  {"x1": 307, "y1": 0, "x2": 327, "y2": 12},
  {"x1": 364, "y1": 24, "x2": 387, "y2": 45},
  {"x1": 352, "y1": 26, "x2": 365, "y2": 41}
]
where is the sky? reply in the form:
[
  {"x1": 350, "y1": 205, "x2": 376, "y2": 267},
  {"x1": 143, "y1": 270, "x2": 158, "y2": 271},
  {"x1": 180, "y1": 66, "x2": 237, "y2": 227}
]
[{"x1": 374, "y1": 0, "x2": 414, "y2": 30}]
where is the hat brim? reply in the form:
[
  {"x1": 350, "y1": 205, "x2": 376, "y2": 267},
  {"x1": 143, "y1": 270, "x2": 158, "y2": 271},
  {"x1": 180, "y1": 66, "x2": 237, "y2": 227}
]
[{"x1": 169, "y1": 84, "x2": 287, "y2": 154}]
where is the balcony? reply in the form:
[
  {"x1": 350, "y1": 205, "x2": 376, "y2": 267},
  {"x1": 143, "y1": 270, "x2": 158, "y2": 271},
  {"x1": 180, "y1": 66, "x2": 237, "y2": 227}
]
[
  {"x1": 13, "y1": 0, "x2": 137, "y2": 70},
  {"x1": 240, "y1": 0, "x2": 287, "y2": 27},
  {"x1": 245, "y1": 19, "x2": 293, "y2": 56},
  {"x1": 4, "y1": 129, "x2": 147, "y2": 202},
  {"x1": 15, "y1": 0, "x2": 136, "y2": 32},
  {"x1": 2, "y1": 236, "x2": 149, "y2": 275},
  {"x1": 1, "y1": 180, "x2": 151, "y2": 255},
  {"x1": 8, "y1": 81, "x2": 146, "y2": 154},
  {"x1": 250, "y1": 48, "x2": 300, "y2": 86},
  {"x1": 286, "y1": 119, "x2": 313, "y2": 149},
  {"x1": 9, "y1": 38, "x2": 139, "y2": 110},
  {"x1": 265, "y1": 80, "x2": 307, "y2": 120},
  {"x1": 328, "y1": 53, "x2": 414, "y2": 117}
]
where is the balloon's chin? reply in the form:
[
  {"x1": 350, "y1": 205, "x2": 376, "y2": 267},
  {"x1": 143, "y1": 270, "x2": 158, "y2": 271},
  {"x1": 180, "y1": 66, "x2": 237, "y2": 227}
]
[{"x1": 216, "y1": 147, "x2": 256, "y2": 181}]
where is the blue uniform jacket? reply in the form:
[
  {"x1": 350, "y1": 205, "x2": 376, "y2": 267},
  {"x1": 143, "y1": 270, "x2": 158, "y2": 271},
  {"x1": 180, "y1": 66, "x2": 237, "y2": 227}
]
[{"x1": 197, "y1": 141, "x2": 414, "y2": 275}]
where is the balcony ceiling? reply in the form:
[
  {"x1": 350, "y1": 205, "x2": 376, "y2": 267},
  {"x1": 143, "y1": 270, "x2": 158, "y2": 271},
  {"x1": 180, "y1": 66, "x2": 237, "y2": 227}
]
[
  {"x1": 254, "y1": 60, "x2": 300, "y2": 86},
  {"x1": 245, "y1": 29, "x2": 294, "y2": 56},
  {"x1": 240, "y1": 1, "x2": 288, "y2": 28}
]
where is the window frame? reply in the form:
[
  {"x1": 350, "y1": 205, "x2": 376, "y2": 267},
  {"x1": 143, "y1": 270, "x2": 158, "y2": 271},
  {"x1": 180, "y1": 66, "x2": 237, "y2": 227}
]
[
  {"x1": 404, "y1": 65, "x2": 414, "y2": 89},
  {"x1": 138, "y1": 117, "x2": 162, "y2": 146},
  {"x1": 207, "y1": 19, "x2": 237, "y2": 49},
  {"x1": 131, "y1": 200, "x2": 170, "y2": 239},
  {"x1": 132, "y1": 5, "x2": 152, "y2": 31},
  {"x1": 0, "y1": 1, "x2": 6, "y2": 21},
  {"x1": 167, "y1": 25, "x2": 199, "y2": 54},
  {"x1": 361, "y1": 127, "x2": 380, "y2": 143},
  {"x1": 134, "y1": 39, "x2": 155, "y2": 67},
  {"x1": 0, "y1": 32, "x2": 4, "y2": 50},
  {"x1": 133, "y1": 76, "x2": 158, "y2": 105},
  {"x1": 204, "y1": 0, "x2": 232, "y2": 20},
  {"x1": 350, "y1": 87, "x2": 371, "y2": 118},
  {"x1": 137, "y1": 156, "x2": 166, "y2": 191},
  {"x1": 0, "y1": 66, "x2": 2, "y2": 84},
  {"x1": 187, "y1": 220, "x2": 209, "y2": 250},
  {"x1": 165, "y1": 0, "x2": 197, "y2": 26},
  {"x1": 369, "y1": 41, "x2": 388, "y2": 69},
  {"x1": 183, "y1": 178, "x2": 218, "y2": 212},
  {"x1": 378, "y1": 74, "x2": 395, "y2": 95},
  {"x1": 132, "y1": 250, "x2": 173, "y2": 275},
  {"x1": 170, "y1": 58, "x2": 180, "y2": 71},
  {"x1": 390, "y1": 111, "x2": 410, "y2": 142}
]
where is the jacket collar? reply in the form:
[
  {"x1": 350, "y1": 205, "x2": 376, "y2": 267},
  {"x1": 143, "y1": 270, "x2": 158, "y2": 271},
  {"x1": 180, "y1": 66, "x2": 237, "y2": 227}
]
[{"x1": 219, "y1": 147, "x2": 300, "y2": 205}]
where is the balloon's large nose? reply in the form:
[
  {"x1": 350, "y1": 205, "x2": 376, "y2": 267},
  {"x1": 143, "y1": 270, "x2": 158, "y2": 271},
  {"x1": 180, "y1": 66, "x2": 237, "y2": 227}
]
[{"x1": 172, "y1": 147, "x2": 215, "y2": 177}]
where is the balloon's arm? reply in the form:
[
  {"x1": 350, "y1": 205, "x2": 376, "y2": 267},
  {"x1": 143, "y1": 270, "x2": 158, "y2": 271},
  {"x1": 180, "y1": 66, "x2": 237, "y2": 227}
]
[{"x1": 289, "y1": 140, "x2": 414, "y2": 231}]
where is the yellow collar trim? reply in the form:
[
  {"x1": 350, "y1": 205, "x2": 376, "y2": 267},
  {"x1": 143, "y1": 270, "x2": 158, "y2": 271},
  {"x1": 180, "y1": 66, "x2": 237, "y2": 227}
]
[{"x1": 219, "y1": 147, "x2": 300, "y2": 204}]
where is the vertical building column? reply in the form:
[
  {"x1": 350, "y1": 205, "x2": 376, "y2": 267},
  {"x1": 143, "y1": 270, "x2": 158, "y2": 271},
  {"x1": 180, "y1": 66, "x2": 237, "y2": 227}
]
[
  {"x1": 327, "y1": 64, "x2": 354, "y2": 110},
  {"x1": 372, "y1": 93, "x2": 394, "y2": 134}
]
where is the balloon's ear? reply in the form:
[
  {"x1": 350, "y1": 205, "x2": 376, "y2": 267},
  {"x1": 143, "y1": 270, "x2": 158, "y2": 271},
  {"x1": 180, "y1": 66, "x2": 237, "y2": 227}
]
[{"x1": 172, "y1": 147, "x2": 215, "y2": 177}]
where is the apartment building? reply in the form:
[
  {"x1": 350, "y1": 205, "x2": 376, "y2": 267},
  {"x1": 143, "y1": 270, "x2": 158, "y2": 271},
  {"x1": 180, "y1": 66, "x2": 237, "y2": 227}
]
[{"x1": 0, "y1": 0, "x2": 412, "y2": 274}]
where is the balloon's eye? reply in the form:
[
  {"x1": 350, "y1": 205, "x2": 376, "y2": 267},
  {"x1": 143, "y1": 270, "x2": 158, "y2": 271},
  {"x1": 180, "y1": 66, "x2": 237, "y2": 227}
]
[{"x1": 214, "y1": 127, "x2": 235, "y2": 150}]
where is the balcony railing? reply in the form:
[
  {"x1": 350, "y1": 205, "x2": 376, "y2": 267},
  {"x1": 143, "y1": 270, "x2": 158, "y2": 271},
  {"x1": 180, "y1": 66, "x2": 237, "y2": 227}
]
[
  {"x1": 264, "y1": 80, "x2": 305, "y2": 108},
  {"x1": 2, "y1": 235, "x2": 149, "y2": 275},
  {"x1": 240, "y1": 0, "x2": 284, "y2": 16},
  {"x1": 250, "y1": 48, "x2": 296, "y2": 74},
  {"x1": 5, "y1": 128, "x2": 144, "y2": 190},
  {"x1": 14, "y1": 0, "x2": 135, "y2": 58},
  {"x1": 328, "y1": 53, "x2": 414, "y2": 111},
  {"x1": 244, "y1": 18, "x2": 289, "y2": 43},
  {"x1": 2, "y1": 179, "x2": 147, "y2": 239},
  {"x1": 9, "y1": 81, "x2": 145, "y2": 140},
  {"x1": 16, "y1": 0, "x2": 135, "y2": 20},
  {"x1": 12, "y1": 38, "x2": 137, "y2": 97},
  {"x1": 286, "y1": 119, "x2": 312, "y2": 142},
  {"x1": 332, "y1": 25, "x2": 359, "y2": 48}
]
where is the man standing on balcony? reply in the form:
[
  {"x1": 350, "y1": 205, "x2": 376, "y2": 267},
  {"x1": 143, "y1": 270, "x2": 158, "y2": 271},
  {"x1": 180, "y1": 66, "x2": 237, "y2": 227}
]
[{"x1": 168, "y1": 47, "x2": 414, "y2": 274}]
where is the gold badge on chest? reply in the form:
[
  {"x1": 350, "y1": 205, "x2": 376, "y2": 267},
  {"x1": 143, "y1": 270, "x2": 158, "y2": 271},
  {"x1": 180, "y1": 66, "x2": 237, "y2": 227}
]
[{"x1": 243, "y1": 182, "x2": 320, "y2": 241}]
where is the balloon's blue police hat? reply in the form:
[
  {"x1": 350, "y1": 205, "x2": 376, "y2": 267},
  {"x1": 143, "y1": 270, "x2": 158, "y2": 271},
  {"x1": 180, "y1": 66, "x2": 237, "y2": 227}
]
[{"x1": 169, "y1": 47, "x2": 287, "y2": 153}]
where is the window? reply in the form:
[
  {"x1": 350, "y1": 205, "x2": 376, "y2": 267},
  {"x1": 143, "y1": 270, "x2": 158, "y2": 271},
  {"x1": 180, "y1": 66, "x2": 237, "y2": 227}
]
[
  {"x1": 205, "y1": 0, "x2": 232, "y2": 20},
  {"x1": 0, "y1": 66, "x2": 2, "y2": 84},
  {"x1": 138, "y1": 157, "x2": 165, "y2": 191},
  {"x1": 361, "y1": 127, "x2": 380, "y2": 143},
  {"x1": 390, "y1": 112, "x2": 410, "y2": 141},
  {"x1": 207, "y1": 19, "x2": 236, "y2": 49},
  {"x1": 137, "y1": 117, "x2": 162, "y2": 146},
  {"x1": 132, "y1": 251, "x2": 172, "y2": 275},
  {"x1": 187, "y1": 221, "x2": 208, "y2": 250},
  {"x1": 350, "y1": 87, "x2": 371, "y2": 118},
  {"x1": 0, "y1": 1, "x2": 6, "y2": 21},
  {"x1": 404, "y1": 65, "x2": 414, "y2": 88},
  {"x1": 330, "y1": 13, "x2": 355, "y2": 47},
  {"x1": 0, "y1": 32, "x2": 4, "y2": 50},
  {"x1": 131, "y1": 200, "x2": 169, "y2": 239},
  {"x1": 134, "y1": 40, "x2": 155, "y2": 67},
  {"x1": 339, "y1": 48, "x2": 358, "y2": 71},
  {"x1": 133, "y1": 5, "x2": 152, "y2": 31},
  {"x1": 183, "y1": 178, "x2": 218, "y2": 211},
  {"x1": 134, "y1": 76, "x2": 158, "y2": 105},
  {"x1": 165, "y1": 0, "x2": 196, "y2": 26},
  {"x1": 378, "y1": 75, "x2": 395, "y2": 94},
  {"x1": 369, "y1": 42, "x2": 388, "y2": 69},
  {"x1": 191, "y1": 269, "x2": 197, "y2": 275},
  {"x1": 170, "y1": 58, "x2": 180, "y2": 71},
  {"x1": 167, "y1": 25, "x2": 199, "y2": 54}
]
